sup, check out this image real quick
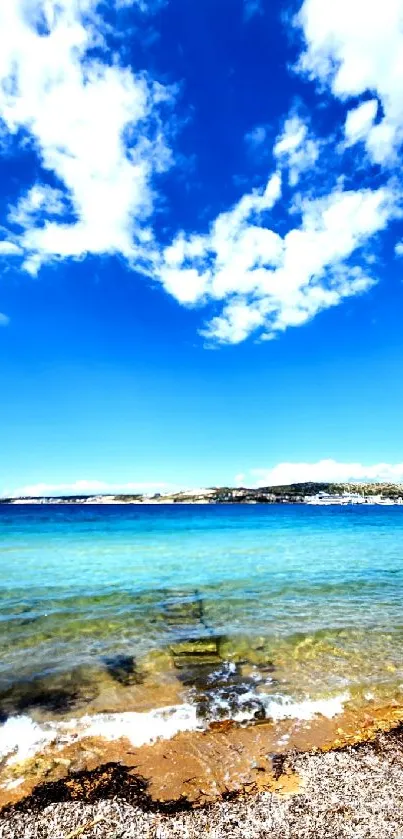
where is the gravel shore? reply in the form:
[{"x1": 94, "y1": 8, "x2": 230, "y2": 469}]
[{"x1": 2, "y1": 728, "x2": 403, "y2": 838}]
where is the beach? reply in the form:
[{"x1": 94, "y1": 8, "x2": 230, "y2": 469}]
[{"x1": 3, "y1": 726, "x2": 403, "y2": 837}]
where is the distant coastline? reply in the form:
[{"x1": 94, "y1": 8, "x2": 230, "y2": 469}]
[{"x1": 3, "y1": 481, "x2": 403, "y2": 505}]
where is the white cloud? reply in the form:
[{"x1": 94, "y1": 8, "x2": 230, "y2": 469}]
[
  {"x1": 0, "y1": 312, "x2": 9, "y2": 326},
  {"x1": 202, "y1": 300, "x2": 266, "y2": 344},
  {"x1": 344, "y1": 99, "x2": 378, "y2": 145},
  {"x1": 0, "y1": 0, "x2": 400, "y2": 349},
  {"x1": 274, "y1": 116, "x2": 307, "y2": 156},
  {"x1": 0, "y1": 0, "x2": 173, "y2": 273},
  {"x1": 8, "y1": 479, "x2": 176, "y2": 498},
  {"x1": 157, "y1": 175, "x2": 396, "y2": 344},
  {"x1": 9, "y1": 184, "x2": 67, "y2": 228},
  {"x1": 297, "y1": 0, "x2": 403, "y2": 163},
  {"x1": 0, "y1": 241, "x2": 22, "y2": 255},
  {"x1": 395, "y1": 240, "x2": 403, "y2": 256},
  {"x1": 243, "y1": 460, "x2": 403, "y2": 486},
  {"x1": 274, "y1": 115, "x2": 319, "y2": 186}
]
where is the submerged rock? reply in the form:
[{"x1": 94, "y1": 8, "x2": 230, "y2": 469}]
[
  {"x1": 194, "y1": 661, "x2": 268, "y2": 722},
  {"x1": 0, "y1": 667, "x2": 101, "y2": 721},
  {"x1": 170, "y1": 637, "x2": 223, "y2": 669},
  {"x1": 102, "y1": 655, "x2": 143, "y2": 687},
  {"x1": 162, "y1": 589, "x2": 210, "y2": 634}
]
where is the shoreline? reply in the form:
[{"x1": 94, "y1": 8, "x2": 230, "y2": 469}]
[
  {"x1": 1, "y1": 696, "x2": 403, "y2": 809},
  {"x1": 4, "y1": 497, "x2": 403, "y2": 506},
  {"x1": 3, "y1": 723, "x2": 403, "y2": 837}
]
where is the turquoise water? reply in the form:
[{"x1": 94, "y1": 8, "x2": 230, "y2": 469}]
[{"x1": 1, "y1": 503, "x2": 403, "y2": 717}]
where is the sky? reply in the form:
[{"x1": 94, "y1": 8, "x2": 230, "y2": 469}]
[{"x1": 1, "y1": 0, "x2": 403, "y2": 496}]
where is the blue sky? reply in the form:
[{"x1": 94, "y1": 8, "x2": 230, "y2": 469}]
[{"x1": 1, "y1": 0, "x2": 403, "y2": 496}]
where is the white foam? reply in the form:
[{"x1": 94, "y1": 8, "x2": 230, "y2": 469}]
[
  {"x1": 71, "y1": 704, "x2": 200, "y2": 746},
  {"x1": 0, "y1": 693, "x2": 348, "y2": 772},
  {"x1": 0, "y1": 704, "x2": 200, "y2": 766},
  {"x1": 0, "y1": 715, "x2": 56, "y2": 764},
  {"x1": 206, "y1": 682, "x2": 349, "y2": 725},
  {"x1": 208, "y1": 690, "x2": 348, "y2": 724},
  {"x1": 262, "y1": 693, "x2": 349, "y2": 722}
]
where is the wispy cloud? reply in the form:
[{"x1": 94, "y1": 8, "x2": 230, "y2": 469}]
[
  {"x1": 241, "y1": 460, "x2": 403, "y2": 487},
  {"x1": 274, "y1": 115, "x2": 319, "y2": 186},
  {"x1": 344, "y1": 100, "x2": 379, "y2": 147},
  {"x1": 9, "y1": 185, "x2": 68, "y2": 228},
  {"x1": 0, "y1": 312, "x2": 9, "y2": 326}
]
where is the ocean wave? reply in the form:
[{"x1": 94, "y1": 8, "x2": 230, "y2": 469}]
[{"x1": 0, "y1": 704, "x2": 200, "y2": 765}]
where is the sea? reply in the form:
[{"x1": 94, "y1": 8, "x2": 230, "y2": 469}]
[{"x1": 1, "y1": 502, "x2": 403, "y2": 765}]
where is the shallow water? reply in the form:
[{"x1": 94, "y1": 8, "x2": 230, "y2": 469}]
[{"x1": 1, "y1": 503, "x2": 403, "y2": 727}]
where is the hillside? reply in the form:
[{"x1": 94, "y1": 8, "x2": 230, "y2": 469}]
[{"x1": 3, "y1": 482, "x2": 403, "y2": 504}]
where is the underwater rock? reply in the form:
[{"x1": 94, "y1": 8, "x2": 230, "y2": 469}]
[
  {"x1": 170, "y1": 637, "x2": 222, "y2": 669},
  {"x1": 162, "y1": 589, "x2": 210, "y2": 633},
  {"x1": 102, "y1": 655, "x2": 143, "y2": 686},
  {"x1": 0, "y1": 667, "x2": 100, "y2": 721}
]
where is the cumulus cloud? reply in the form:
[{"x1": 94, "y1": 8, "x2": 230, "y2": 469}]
[
  {"x1": 8, "y1": 479, "x2": 176, "y2": 498},
  {"x1": 152, "y1": 0, "x2": 403, "y2": 346},
  {"x1": 0, "y1": 0, "x2": 174, "y2": 273},
  {"x1": 156, "y1": 175, "x2": 396, "y2": 343},
  {"x1": 0, "y1": 0, "x2": 401, "y2": 348},
  {"x1": 242, "y1": 460, "x2": 403, "y2": 487},
  {"x1": 395, "y1": 240, "x2": 403, "y2": 256},
  {"x1": 297, "y1": 0, "x2": 403, "y2": 163}
]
